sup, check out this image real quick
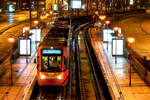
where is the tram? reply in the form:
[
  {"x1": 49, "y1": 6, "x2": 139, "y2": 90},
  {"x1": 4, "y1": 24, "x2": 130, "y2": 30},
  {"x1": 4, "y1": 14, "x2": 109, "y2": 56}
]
[{"x1": 37, "y1": 27, "x2": 69, "y2": 86}]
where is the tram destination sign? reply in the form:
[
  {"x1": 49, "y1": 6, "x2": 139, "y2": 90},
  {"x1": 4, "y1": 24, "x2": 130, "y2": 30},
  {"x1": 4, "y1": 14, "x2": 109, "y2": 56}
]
[{"x1": 42, "y1": 49, "x2": 62, "y2": 54}]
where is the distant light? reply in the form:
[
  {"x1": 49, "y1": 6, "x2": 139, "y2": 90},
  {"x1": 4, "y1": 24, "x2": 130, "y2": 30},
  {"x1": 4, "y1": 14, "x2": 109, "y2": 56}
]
[
  {"x1": 95, "y1": 11, "x2": 98, "y2": 15},
  {"x1": 105, "y1": 20, "x2": 110, "y2": 25},
  {"x1": 34, "y1": 20, "x2": 39, "y2": 25},
  {"x1": 50, "y1": 11, "x2": 53, "y2": 14},
  {"x1": 113, "y1": 26, "x2": 119, "y2": 31},
  {"x1": 129, "y1": 0, "x2": 133, "y2": 5},
  {"x1": 127, "y1": 37, "x2": 135, "y2": 44},
  {"x1": 42, "y1": 8, "x2": 45, "y2": 11},
  {"x1": 46, "y1": 13, "x2": 49, "y2": 16},
  {"x1": 99, "y1": 15, "x2": 106, "y2": 20},
  {"x1": 0, "y1": 9, "x2": 2, "y2": 13},
  {"x1": 8, "y1": 37, "x2": 15, "y2": 43},
  {"x1": 82, "y1": 4, "x2": 86, "y2": 9}
]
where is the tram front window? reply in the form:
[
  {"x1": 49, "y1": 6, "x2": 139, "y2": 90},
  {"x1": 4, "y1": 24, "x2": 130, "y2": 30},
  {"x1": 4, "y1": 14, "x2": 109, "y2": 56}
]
[{"x1": 42, "y1": 56, "x2": 62, "y2": 72}]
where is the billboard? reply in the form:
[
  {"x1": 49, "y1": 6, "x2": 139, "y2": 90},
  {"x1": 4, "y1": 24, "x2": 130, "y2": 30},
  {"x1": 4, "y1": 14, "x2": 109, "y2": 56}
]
[
  {"x1": 19, "y1": 38, "x2": 31, "y2": 55},
  {"x1": 71, "y1": 0, "x2": 82, "y2": 9},
  {"x1": 29, "y1": 29, "x2": 41, "y2": 42},
  {"x1": 112, "y1": 39, "x2": 124, "y2": 56},
  {"x1": 102, "y1": 29, "x2": 114, "y2": 42}
]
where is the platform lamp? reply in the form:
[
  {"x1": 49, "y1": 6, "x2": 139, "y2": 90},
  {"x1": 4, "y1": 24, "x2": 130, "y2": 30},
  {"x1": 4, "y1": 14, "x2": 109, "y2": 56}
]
[
  {"x1": 23, "y1": 26, "x2": 30, "y2": 63},
  {"x1": 8, "y1": 34, "x2": 15, "y2": 85},
  {"x1": 127, "y1": 37, "x2": 135, "y2": 86},
  {"x1": 113, "y1": 26, "x2": 119, "y2": 64},
  {"x1": 105, "y1": 20, "x2": 111, "y2": 50}
]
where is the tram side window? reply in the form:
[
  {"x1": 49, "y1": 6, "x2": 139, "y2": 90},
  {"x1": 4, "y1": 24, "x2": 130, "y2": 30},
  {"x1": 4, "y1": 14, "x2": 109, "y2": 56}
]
[
  {"x1": 42, "y1": 56, "x2": 48, "y2": 71},
  {"x1": 64, "y1": 57, "x2": 67, "y2": 71}
]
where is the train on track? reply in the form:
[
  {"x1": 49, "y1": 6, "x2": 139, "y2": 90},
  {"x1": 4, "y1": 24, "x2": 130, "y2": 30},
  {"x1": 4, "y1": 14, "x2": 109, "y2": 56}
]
[{"x1": 37, "y1": 24, "x2": 70, "y2": 86}]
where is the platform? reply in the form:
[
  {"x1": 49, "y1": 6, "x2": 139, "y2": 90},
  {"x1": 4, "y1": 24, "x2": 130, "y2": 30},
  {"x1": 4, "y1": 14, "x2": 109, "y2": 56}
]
[
  {"x1": 90, "y1": 27, "x2": 150, "y2": 100},
  {"x1": 0, "y1": 27, "x2": 50, "y2": 100}
]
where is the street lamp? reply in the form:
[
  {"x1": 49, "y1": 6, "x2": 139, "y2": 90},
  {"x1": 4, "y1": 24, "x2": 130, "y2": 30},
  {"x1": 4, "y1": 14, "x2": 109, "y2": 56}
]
[
  {"x1": 50, "y1": 11, "x2": 53, "y2": 15},
  {"x1": 33, "y1": 20, "x2": 39, "y2": 26},
  {"x1": 105, "y1": 20, "x2": 111, "y2": 50},
  {"x1": 46, "y1": 13, "x2": 49, "y2": 17},
  {"x1": 8, "y1": 34, "x2": 15, "y2": 85},
  {"x1": 127, "y1": 37, "x2": 135, "y2": 86},
  {"x1": 113, "y1": 26, "x2": 119, "y2": 64},
  {"x1": 23, "y1": 26, "x2": 30, "y2": 63},
  {"x1": 99, "y1": 15, "x2": 106, "y2": 21},
  {"x1": 95, "y1": 11, "x2": 99, "y2": 15}
]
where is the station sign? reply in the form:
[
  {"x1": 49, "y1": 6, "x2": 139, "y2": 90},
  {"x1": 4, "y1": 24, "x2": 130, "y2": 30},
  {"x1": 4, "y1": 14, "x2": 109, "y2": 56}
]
[
  {"x1": 19, "y1": 38, "x2": 31, "y2": 56},
  {"x1": 42, "y1": 49, "x2": 62, "y2": 55},
  {"x1": 112, "y1": 39, "x2": 124, "y2": 56}
]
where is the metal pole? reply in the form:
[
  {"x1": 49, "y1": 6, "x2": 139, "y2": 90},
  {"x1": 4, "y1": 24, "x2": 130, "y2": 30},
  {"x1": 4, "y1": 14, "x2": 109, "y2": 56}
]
[
  {"x1": 26, "y1": 32, "x2": 28, "y2": 63},
  {"x1": 86, "y1": 0, "x2": 88, "y2": 16},
  {"x1": 10, "y1": 45, "x2": 13, "y2": 85},
  {"x1": 37, "y1": 0, "x2": 39, "y2": 19},
  {"x1": 129, "y1": 43, "x2": 132, "y2": 86},
  {"x1": 29, "y1": 1, "x2": 32, "y2": 28},
  {"x1": 107, "y1": 24, "x2": 108, "y2": 50},
  {"x1": 115, "y1": 38, "x2": 117, "y2": 64}
]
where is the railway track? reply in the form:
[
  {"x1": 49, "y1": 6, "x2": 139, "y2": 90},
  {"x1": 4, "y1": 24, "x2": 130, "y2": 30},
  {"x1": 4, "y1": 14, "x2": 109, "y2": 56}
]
[
  {"x1": 30, "y1": 84, "x2": 65, "y2": 100},
  {"x1": 77, "y1": 24, "x2": 112, "y2": 100}
]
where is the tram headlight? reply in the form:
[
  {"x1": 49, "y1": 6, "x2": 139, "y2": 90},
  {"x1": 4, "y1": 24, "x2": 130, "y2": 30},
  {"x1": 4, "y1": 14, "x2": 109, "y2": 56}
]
[
  {"x1": 40, "y1": 74, "x2": 46, "y2": 79},
  {"x1": 57, "y1": 75, "x2": 62, "y2": 80}
]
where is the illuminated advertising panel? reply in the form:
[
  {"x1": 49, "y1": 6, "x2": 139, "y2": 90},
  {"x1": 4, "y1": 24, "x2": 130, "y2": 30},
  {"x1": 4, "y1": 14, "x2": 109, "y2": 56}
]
[
  {"x1": 112, "y1": 39, "x2": 124, "y2": 56},
  {"x1": 102, "y1": 29, "x2": 114, "y2": 42},
  {"x1": 19, "y1": 38, "x2": 31, "y2": 55},
  {"x1": 71, "y1": 0, "x2": 82, "y2": 9},
  {"x1": 29, "y1": 29, "x2": 41, "y2": 42},
  {"x1": 8, "y1": 5, "x2": 15, "y2": 12},
  {"x1": 42, "y1": 49, "x2": 62, "y2": 55}
]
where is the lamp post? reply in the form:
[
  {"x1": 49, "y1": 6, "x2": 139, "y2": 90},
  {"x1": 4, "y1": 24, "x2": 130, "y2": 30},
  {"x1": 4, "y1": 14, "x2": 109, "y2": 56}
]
[
  {"x1": 127, "y1": 37, "x2": 135, "y2": 86},
  {"x1": 95, "y1": 11, "x2": 99, "y2": 22},
  {"x1": 23, "y1": 26, "x2": 30, "y2": 63},
  {"x1": 33, "y1": 20, "x2": 39, "y2": 51},
  {"x1": 105, "y1": 20, "x2": 110, "y2": 50},
  {"x1": 8, "y1": 35, "x2": 15, "y2": 85},
  {"x1": 113, "y1": 26, "x2": 119, "y2": 64}
]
